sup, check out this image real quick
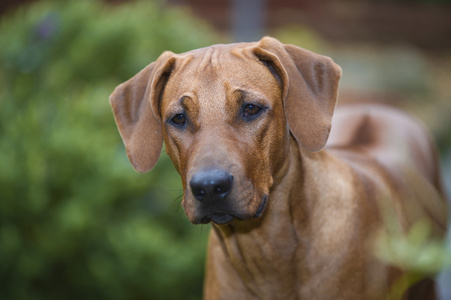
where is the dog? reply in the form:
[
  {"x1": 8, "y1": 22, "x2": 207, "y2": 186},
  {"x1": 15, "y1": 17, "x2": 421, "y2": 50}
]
[{"x1": 110, "y1": 37, "x2": 448, "y2": 299}]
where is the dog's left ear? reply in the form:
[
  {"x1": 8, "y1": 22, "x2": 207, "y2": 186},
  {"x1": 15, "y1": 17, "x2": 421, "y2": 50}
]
[{"x1": 251, "y1": 37, "x2": 342, "y2": 152}]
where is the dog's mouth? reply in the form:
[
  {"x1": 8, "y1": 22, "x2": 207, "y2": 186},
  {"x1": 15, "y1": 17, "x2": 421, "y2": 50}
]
[
  {"x1": 254, "y1": 195, "x2": 268, "y2": 218},
  {"x1": 201, "y1": 196, "x2": 268, "y2": 225},
  {"x1": 201, "y1": 213, "x2": 235, "y2": 225}
]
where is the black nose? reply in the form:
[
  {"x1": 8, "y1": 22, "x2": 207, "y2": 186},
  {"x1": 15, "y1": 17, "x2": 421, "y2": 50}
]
[{"x1": 189, "y1": 169, "x2": 233, "y2": 202}]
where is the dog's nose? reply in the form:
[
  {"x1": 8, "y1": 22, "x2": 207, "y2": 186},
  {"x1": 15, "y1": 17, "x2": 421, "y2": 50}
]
[{"x1": 189, "y1": 169, "x2": 233, "y2": 202}]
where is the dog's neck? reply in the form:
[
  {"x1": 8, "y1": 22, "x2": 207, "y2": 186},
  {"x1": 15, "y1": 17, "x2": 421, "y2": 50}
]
[
  {"x1": 207, "y1": 137, "x2": 328, "y2": 298},
  {"x1": 206, "y1": 138, "x2": 389, "y2": 298}
]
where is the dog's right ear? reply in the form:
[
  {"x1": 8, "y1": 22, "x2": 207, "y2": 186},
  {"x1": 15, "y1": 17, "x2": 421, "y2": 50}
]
[
  {"x1": 250, "y1": 37, "x2": 341, "y2": 152},
  {"x1": 109, "y1": 51, "x2": 176, "y2": 173}
]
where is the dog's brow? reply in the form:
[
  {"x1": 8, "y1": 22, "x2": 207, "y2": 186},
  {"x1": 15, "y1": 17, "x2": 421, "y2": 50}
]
[
  {"x1": 180, "y1": 95, "x2": 191, "y2": 106},
  {"x1": 180, "y1": 95, "x2": 199, "y2": 112},
  {"x1": 231, "y1": 89, "x2": 269, "y2": 105}
]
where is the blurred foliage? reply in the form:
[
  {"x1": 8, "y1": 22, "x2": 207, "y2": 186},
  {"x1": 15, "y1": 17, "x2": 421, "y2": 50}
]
[
  {"x1": 0, "y1": 0, "x2": 218, "y2": 299},
  {"x1": 376, "y1": 219, "x2": 451, "y2": 275},
  {"x1": 271, "y1": 25, "x2": 326, "y2": 54},
  {"x1": 374, "y1": 204, "x2": 451, "y2": 299}
]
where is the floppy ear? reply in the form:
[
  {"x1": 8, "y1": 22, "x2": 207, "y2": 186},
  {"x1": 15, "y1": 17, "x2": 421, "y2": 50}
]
[
  {"x1": 252, "y1": 37, "x2": 342, "y2": 152},
  {"x1": 109, "y1": 51, "x2": 176, "y2": 173}
]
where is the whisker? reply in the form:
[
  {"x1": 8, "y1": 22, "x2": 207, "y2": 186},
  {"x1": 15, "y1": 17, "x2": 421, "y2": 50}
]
[{"x1": 169, "y1": 191, "x2": 184, "y2": 214}]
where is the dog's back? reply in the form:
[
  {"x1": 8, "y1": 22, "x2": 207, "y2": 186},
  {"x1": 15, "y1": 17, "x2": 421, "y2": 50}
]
[
  {"x1": 328, "y1": 104, "x2": 447, "y2": 235},
  {"x1": 327, "y1": 103, "x2": 448, "y2": 299}
]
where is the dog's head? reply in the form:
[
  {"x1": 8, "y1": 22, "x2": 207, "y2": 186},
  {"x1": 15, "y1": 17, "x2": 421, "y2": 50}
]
[{"x1": 110, "y1": 37, "x2": 341, "y2": 225}]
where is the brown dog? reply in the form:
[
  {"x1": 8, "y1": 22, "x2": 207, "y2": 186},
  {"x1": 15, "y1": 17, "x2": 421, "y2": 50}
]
[{"x1": 110, "y1": 37, "x2": 448, "y2": 299}]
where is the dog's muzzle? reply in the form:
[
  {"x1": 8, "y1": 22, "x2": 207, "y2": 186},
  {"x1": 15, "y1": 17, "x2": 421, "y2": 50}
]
[{"x1": 188, "y1": 168, "x2": 268, "y2": 225}]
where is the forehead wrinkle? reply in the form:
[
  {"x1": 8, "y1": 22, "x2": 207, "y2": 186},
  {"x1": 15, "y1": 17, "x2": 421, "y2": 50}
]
[
  {"x1": 174, "y1": 53, "x2": 195, "y2": 74},
  {"x1": 198, "y1": 46, "x2": 228, "y2": 74},
  {"x1": 198, "y1": 47, "x2": 216, "y2": 73}
]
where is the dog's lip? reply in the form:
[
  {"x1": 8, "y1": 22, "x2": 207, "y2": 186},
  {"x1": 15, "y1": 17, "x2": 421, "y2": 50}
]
[
  {"x1": 253, "y1": 195, "x2": 268, "y2": 218},
  {"x1": 202, "y1": 213, "x2": 235, "y2": 225},
  {"x1": 198, "y1": 195, "x2": 268, "y2": 224}
]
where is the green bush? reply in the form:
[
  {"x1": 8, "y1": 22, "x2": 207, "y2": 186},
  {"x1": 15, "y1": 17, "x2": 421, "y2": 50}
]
[{"x1": 0, "y1": 1, "x2": 218, "y2": 299}]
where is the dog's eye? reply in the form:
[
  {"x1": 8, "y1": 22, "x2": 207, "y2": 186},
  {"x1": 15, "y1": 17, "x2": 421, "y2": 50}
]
[
  {"x1": 244, "y1": 104, "x2": 261, "y2": 116},
  {"x1": 243, "y1": 104, "x2": 263, "y2": 119},
  {"x1": 170, "y1": 114, "x2": 187, "y2": 127}
]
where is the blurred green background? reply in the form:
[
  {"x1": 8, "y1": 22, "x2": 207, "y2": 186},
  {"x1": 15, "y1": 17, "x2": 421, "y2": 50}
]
[
  {"x1": 0, "y1": 0, "x2": 218, "y2": 299},
  {"x1": 1, "y1": 0, "x2": 450, "y2": 299}
]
